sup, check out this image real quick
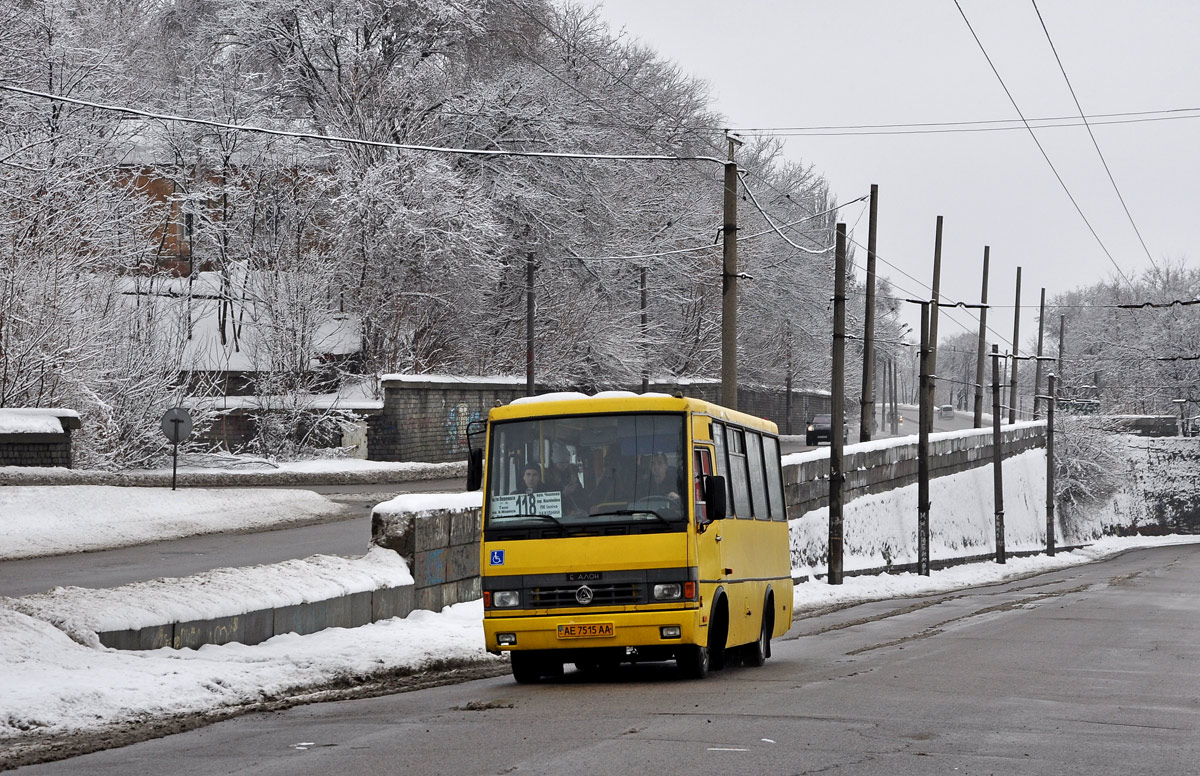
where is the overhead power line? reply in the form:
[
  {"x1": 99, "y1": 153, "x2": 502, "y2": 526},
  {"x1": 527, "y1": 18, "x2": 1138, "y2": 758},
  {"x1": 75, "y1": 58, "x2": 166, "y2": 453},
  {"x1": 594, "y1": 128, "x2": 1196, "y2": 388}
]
[
  {"x1": 0, "y1": 84, "x2": 724, "y2": 166},
  {"x1": 1115, "y1": 298, "x2": 1200, "y2": 309},
  {"x1": 1030, "y1": 0, "x2": 1159, "y2": 273},
  {"x1": 952, "y1": 0, "x2": 1136, "y2": 291},
  {"x1": 731, "y1": 107, "x2": 1200, "y2": 137}
]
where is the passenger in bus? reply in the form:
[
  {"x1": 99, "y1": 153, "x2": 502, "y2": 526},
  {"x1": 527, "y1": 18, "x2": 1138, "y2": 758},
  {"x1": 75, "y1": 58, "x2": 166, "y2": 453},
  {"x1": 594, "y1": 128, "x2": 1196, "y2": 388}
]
[
  {"x1": 512, "y1": 463, "x2": 547, "y2": 494},
  {"x1": 585, "y1": 447, "x2": 617, "y2": 512},
  {"x1": 544, "y1": 442, "x2": 586, "y2": 513}
]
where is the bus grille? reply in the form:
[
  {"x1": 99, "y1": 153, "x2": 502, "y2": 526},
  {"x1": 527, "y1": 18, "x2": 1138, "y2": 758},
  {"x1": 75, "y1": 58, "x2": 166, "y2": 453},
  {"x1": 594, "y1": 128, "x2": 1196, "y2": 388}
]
[{"x1": 529, "y1": 583, "x2": 643, "y2": 608}]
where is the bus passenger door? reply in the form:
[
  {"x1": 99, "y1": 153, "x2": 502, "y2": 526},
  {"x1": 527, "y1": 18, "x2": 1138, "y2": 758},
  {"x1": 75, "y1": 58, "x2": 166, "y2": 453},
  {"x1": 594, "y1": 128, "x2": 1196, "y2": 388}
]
[{"x1": 692, "y1": 446, "x2": 725, "y2": 607}]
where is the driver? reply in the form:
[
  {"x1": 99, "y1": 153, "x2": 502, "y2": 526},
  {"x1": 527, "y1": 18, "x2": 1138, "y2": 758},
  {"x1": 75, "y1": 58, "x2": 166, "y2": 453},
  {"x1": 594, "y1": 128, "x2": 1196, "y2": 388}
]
[{"x1": 643, "y1": 452, "x2": 681, "y2": 503}]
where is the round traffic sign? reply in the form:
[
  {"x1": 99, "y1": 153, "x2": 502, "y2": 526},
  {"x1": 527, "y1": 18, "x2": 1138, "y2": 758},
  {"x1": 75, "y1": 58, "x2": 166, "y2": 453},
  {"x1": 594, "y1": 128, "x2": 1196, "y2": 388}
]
[{"x1": 161, "y1": 407, "x2": 193, "y2": 444}]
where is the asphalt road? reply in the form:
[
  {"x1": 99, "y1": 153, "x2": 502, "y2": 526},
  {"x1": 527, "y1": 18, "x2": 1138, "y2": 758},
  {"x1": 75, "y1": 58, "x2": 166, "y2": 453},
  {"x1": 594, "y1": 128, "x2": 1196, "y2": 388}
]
[
  {"x1": 25, "y1": 543, "x2": 1200, "y2": 775},
  {"x1": 0, "y1": 477, "x2": 465, "y2": 598}
]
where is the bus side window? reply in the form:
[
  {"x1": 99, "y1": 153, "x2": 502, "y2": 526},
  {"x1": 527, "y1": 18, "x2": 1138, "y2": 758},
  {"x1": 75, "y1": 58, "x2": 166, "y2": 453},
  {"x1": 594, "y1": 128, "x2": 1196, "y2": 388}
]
[
  {"x1": 762, "y1": 435, "x2": 786, "y2": 520},
  {"x1": 711, "y1": 422, "x2": 733, "y2": 515},
  {"x1": 745, "y1": 430, "x2": 768, "y2": 519},
  {"x1": 727, "y1": 427, "x2": 752, "y2": 518},
  {"x1": 693, "y1": 447, "x2": 713, "y2": 523}
]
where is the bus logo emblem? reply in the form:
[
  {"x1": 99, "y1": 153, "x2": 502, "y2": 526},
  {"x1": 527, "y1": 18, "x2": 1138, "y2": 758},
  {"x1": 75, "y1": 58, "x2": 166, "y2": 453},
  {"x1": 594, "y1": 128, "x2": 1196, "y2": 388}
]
[
  {"x1": 490, "y1": 550, "x2": 505, "y2": 566},
  {"x1": 575, "y1": 585, "x2": 594, "y2": 605}
]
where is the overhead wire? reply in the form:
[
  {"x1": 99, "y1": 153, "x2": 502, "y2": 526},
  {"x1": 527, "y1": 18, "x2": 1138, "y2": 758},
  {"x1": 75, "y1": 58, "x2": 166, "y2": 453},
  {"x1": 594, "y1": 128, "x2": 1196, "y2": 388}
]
[
  {"x1": 732, "y1": 109, "x2": 1200, "y2": 137},
  {"x1": 1030, "y1": 0, "x2": 1159, "y2": 272},
  {"x1": 952, "y1": 0, "x2": 1136, "y2": 291},
  {"x1": 0, "y1": 84, "x2": 725, "y2": 165}
]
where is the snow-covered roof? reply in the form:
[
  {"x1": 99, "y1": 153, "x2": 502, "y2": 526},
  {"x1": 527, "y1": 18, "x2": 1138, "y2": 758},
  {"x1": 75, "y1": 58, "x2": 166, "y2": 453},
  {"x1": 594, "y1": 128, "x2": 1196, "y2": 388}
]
[
  {"x1": 0, "y1": 409, "x2": 79, "y2": 434},
  {"x1": 116, "y1": 272, "x2": 360, "y2": 372}
]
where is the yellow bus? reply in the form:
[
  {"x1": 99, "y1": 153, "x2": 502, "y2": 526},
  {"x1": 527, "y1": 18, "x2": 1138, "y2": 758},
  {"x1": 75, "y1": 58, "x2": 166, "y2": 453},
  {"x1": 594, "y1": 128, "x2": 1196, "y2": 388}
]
[{"x1": 468, "y1": 391, "x2": 793, "y2": 682}]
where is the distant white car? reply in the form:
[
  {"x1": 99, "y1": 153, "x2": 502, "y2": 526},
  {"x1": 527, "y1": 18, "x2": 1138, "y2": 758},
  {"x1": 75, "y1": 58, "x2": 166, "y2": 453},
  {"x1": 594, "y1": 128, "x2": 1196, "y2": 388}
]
[{"x1": 938, "y1": 405, "x2": 955, "y2": 420}]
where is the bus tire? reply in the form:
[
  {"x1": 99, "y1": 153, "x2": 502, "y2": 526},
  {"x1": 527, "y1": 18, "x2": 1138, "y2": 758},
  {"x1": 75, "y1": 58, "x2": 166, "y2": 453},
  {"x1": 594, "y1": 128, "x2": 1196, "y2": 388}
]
[
  {"x1": 708, "y1": 596, "x2": 728, "y2": 671},
  {"x1": 744, "y1": 607, "x2": 772, "y2": 667},
  {"x1": 510, "y1": 651, "x2": 545, "y2": 684},
  {"x1": 677, "y1": 644, "x2": 709, "y2": 679}
]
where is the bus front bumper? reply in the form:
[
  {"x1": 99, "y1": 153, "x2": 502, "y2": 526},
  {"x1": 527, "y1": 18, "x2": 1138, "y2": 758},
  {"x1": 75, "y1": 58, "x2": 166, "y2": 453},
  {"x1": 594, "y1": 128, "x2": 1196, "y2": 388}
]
[{"x1": 484, "y1": 607, "x2": 705, "y2": 654}]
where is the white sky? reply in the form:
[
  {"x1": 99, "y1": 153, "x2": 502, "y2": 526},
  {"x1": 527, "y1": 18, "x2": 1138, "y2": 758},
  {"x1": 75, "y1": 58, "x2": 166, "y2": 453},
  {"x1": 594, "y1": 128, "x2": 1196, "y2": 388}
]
[{"x1": 591, "y1": 0, "x2": 1200, "y2": 347}]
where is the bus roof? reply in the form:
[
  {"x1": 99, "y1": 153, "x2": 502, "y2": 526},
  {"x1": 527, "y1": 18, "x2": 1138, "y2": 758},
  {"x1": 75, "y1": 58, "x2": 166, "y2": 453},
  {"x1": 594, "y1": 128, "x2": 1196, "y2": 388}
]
[{"x1": 487, "y1": 391, "x2": 780, "y2": 435}]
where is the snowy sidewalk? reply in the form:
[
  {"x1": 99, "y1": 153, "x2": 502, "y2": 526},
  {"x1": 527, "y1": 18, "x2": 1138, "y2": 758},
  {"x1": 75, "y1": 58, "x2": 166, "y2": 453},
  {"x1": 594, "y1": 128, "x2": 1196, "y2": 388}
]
[{"x1": 0, "y1": 457, "x2": 465, "y2": 487}]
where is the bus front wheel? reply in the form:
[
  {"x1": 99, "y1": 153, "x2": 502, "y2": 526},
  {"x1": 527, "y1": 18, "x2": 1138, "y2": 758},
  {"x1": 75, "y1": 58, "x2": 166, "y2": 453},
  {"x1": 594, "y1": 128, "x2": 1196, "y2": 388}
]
[
  {"x1": 677, "y1": 644, "x2": 709, "y2": 679},
  {"x1": 510, "y1": 651, "x2": 561, "y2": 684}
]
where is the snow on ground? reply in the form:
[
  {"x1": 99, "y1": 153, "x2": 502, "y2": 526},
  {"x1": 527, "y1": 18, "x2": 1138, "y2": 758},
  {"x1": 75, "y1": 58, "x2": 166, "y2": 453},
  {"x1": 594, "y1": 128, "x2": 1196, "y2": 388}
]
[
  {"x1": 6, "y1": 547, "x2": 413, "y2": 636},
  {"x1": 0, "y1": 486, "x2": 350, "y2": 559},
  {"x1": 2, "y1": 535, "x2": 1197, "y2": 744},
  {"x1": 1, "y1": 437, "x2": 1196, "y2": 749},
  {"x1": 0, "y1": 599, "x2": 492, "y2": 740}
]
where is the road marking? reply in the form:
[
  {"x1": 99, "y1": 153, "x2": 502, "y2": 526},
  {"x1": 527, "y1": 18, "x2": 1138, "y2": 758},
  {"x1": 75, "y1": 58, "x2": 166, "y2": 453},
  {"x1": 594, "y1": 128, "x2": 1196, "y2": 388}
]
[{"x1": 708, "y1": 747, "x2": 749, "y2": 752}]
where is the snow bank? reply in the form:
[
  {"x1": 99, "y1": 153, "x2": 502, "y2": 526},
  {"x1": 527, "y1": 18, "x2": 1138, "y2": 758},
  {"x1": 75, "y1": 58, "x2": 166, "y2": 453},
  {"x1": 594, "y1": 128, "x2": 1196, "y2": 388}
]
[
  {"x1": 0, "y1": 598, "x2": 497, "y2": 740},
  {"x1": 372, "y1": 491, "x2": 482, "y2": 517},
  {"x1": 2, "y1": 547, "x2": 412, "y2": 636},
  {"x1": 790, "y1": 447, "x2": 1050, "y2": 576}
]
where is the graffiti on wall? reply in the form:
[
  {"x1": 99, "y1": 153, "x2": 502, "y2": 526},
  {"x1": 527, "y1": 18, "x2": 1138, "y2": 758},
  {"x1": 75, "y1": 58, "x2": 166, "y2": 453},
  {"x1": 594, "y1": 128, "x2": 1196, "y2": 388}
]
[{"x1": 446, "y1": 400, "x2": 481, "y2": 454}]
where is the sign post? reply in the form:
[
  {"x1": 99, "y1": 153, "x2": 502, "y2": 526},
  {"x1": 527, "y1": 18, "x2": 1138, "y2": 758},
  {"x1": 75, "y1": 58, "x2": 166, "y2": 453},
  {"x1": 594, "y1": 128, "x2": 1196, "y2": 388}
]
[{"x1": 160, "y1": 408, "x2": 193, "y2": 491}]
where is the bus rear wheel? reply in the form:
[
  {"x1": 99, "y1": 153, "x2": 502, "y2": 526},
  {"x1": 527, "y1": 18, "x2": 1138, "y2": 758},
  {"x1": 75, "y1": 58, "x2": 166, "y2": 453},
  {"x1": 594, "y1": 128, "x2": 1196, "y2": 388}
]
[{"x1": 743, "y1": 612, "x2": 771, "y2": 667}]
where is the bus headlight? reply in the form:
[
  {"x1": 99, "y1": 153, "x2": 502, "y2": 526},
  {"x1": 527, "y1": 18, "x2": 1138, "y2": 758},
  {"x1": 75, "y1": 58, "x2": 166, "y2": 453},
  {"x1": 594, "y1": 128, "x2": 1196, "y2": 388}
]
[
  {"x1": 492, "y1": 590, "x2": 521, "y2": 608},
  {"x1": 653, "y1": 583, "x2": 682, "y2": 600}
]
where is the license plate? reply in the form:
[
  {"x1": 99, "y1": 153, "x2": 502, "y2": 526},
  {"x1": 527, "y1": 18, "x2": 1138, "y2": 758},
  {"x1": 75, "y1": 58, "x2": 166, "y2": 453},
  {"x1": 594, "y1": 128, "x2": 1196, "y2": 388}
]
[{"x1": 557, "y1": 623, "x2": 615, "y2": 639}]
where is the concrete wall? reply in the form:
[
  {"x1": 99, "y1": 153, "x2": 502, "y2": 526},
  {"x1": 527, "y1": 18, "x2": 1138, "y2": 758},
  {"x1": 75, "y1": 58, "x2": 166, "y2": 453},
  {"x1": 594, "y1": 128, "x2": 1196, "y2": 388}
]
[
  {"x1": 368, "y1": 375, "x2": 831, "y2": 464},
  {"x1": 98, "y1": 588, "x2": 408, "y2": 650},
  {"x1": 99, "y1": 504, "x2": 482, "y2": 651},
  {"x1": 785, "y1": 423, "x2": 1046, "y2": 519}
]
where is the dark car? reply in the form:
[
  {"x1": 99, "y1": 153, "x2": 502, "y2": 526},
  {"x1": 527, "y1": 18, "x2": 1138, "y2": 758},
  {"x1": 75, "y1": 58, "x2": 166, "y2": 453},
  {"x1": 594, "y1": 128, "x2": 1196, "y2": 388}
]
[{"x1": 806, "y1": 414, "x2": 843, "y2": 446}]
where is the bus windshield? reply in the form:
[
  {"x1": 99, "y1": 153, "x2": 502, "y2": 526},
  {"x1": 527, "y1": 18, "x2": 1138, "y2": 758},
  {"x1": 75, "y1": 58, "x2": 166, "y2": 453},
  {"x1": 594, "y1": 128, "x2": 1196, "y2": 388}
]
[{"x1": 485, "y1": 412, "x2": 686, "y2": 529}]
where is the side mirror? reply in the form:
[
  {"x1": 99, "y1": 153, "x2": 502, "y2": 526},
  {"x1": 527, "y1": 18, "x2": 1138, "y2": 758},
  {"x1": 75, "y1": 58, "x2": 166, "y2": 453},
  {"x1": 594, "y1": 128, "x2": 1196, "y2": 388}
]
[
  {"x1": 703, "y1": 475, "x2": 727, "y2": 521},
  {"x1": 466, "y1": 448, "x2": 483, "y2": 491}
]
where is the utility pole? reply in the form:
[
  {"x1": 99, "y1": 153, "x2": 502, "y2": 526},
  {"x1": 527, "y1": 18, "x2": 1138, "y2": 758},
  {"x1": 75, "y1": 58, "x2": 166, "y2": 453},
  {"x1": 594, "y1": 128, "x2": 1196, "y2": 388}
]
[
  {"x1": 926, "y1": 216, "x2": 943, "y2": 433},
  {"x1": 859, "y1": 184, "x2": 879, "y2": 442},
  {"x1": 640, "y1": 266, "x2": 649, "y2": 393},
  {"x1": 829, "y1": 223, "x2": 847, "y2": 585},
  {"x1": 526, "y1": 252, "x2": 535, "y2": 397},
  {"x1": 917, "y1": 301, "x2": 931, "y2": 576},
  {"x1": 1057, "y1": 314, "x2": 1067, "y2": 388},
  {"x1": 785, "y1": 319, "x2": 794, "y2": 435},
  {"x1": 1046, "y1": 374, "x2": 1057, "y2": 556},
  {"x1": 1033, "y1": 288, "x2": 1047, "y2": 419},
  {"x1": 973, "y1": 246, "x2": 990, "y2": 428},
  {"x1": 890, "y1": 358, "x2": 899, "y2": 435},
  {"x1": 992, "y1": 345, "x2": 1006, "y2": 563},
  {"x1": 721, "y1": 134, "x2": 741, "y2": 410},
  {"x1": 1008, "y1": 266, "x2": 1022, "y2": 424}
]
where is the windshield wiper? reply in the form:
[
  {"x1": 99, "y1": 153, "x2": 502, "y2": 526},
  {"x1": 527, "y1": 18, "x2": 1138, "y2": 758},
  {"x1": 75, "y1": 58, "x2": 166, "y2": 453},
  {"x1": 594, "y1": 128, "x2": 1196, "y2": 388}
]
[
  {"x1": 507, "y1": 513, "x2": 566, "y2": 529},
  {"x1": 588, "y1": 509, "x2": 672, "y2": 526}
]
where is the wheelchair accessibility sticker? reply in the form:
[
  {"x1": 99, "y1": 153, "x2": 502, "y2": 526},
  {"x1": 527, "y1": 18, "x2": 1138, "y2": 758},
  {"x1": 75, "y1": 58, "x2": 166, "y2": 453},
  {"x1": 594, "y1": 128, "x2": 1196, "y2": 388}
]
[{"x1": 489, "y1": 550, "x2": 505, "y2": 566}]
